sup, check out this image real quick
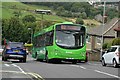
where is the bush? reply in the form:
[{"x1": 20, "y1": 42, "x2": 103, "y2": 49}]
[
  {"x1": 107, "y1": 42, "x2": 112, "y2": 48},
  {"x1": 102, "y1": 38, "x2": 120, "y2": 49},
  {"x1": 112, "y1": 38, "x2": 120, "y2": 46},
  {"x1": 76, "y1": 18, "x2": 84, "y2": 25},
  {"x1": 102, "y1": 43, "x2": 108, "y2": 49}
]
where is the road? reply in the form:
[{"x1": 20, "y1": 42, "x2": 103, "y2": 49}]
[{"x1": 0, "y1": 54, "x2": 120, "y2": 80}]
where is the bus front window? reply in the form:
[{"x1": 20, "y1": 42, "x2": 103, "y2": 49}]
[{"x1": 56, "y1": 31, "x2": 85, "y2": 49}]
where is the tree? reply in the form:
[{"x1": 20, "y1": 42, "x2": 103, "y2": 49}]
[
  {"x1": 2, "y1": 17, "x2": 30, "y2": 43},
  {"x1": 76, "y1": 18, "x2": 84, "y2": 25},
  {"x1": 22, "y1": 15, "x2": 37, "y2": 42},
  {"x1": 13, "y1": 10, "x2": 22, "y2": 18},
  {"x1": 79, "y1": 12, "x2": 87, "y2": 19},
  {"x1": 22, "y1": 15, "x2": 36, "y2": 23},
  {"x1": 2, "y1": 17, "x2": 24, "y2": 42},
  {"x1": 56, "y1": 6, "x2": 65, "y2": 11}
]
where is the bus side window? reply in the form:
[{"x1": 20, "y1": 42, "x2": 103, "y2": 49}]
[
  {"x1": 45, "y1": 31, "x2": 53, "y2": 46},
  {"x1": 49, "y1": 31, "x2": 53, "y2": 45}
]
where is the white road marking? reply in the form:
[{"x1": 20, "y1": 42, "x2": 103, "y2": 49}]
[
  {"x1": 0, "y1": 70, "x2": 44, "y2": 79},
  {"x1": 88, "y1": 62, "x2": 101, "y2": 65},
  {"x1": 28, "y1": 73, "x2": 43, "y2": 79},
  {"x1": 11, "y1": 64, "x2": 26, "y2": 73},
  {"x1": 70, "y1": 65, "x2": 86, "y2": 69},
  {"x1": 0, "y1": 70, "x2": 24, "y2": 73},
  {"x1": 70, "y1": 65, "x2": 79, "y2": 67},
  {"x1": 4, "y1": 64, "x2": 10, "y2": 67},
  {"x1": 79, "y1": 66, "x2": 86, "y2": 69},
  {"x1": 94, "y1": 70, "x2": 120, "y2": 79}
]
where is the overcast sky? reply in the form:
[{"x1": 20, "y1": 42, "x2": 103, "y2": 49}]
[{"x1": 1, "y1": 0, "x2": 120, "y2": 2}]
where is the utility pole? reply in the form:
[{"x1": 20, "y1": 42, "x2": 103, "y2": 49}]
[
  {"x1": 0, "y1": 2, "x2": 2, "y2": 48},
  {"x1": 0, "y1": 20, "x2": 2, "y2": 48},
  {"x1": 41, "y1": 12, "x2": 44, "y2": 29},
  {"x1": 28, "y1": 28, "x2": 33, "y2": 43},
  {"x1": 100, "y1": 1, "x2": 106, "y2": 60}
]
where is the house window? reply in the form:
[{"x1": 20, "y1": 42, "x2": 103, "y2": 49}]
[
  {"x1": 86, "y1": 35, "x2": 91, "y2": 44},
  {"x1": 96, "y1": 37, "x2": 101, "y2": 45}
]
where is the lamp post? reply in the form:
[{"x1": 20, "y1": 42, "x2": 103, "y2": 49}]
[
  {"x1": 41, "y1": 12, "x2": 45, "y2": 29},
  {"x1": 28, "y1": 28, "x2": 33, "y2": 43},
  {"x1": 100, "y1": 1, "x2": 106, "y2": 60}
]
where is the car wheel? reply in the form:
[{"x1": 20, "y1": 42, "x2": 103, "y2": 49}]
[
  {"x1": 113, "y1": 59, "x2": 118, "y2": 68},
  {"x1": 19, "y1": 59, "x2": 23, "y2": 62},
  {"x1": 23, "y1": 58, "x2": 26, "y2": 63},
  {"x1": 101, "y1": 58, "x2": 106, "y2": 66},
  {"x1": 2, "y1": 56, "x2": 4, "y2": 61},
  {"x1": 3, "y1": 57, "x2": 7, "y2": 61}
]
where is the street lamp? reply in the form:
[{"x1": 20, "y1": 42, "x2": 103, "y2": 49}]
[
  {"x1": 100, "y1": 1, "x2": 106, "y2": 60},
  {"x1": 41, "y1": 12, "x2": 45, "y2": 29},
  {"x1": 28, "y1": 28, "x2": 33, "y2": 43}
]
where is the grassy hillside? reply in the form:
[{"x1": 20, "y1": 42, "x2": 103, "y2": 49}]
[
  {"x1": 1, "y1": 2, "x2": 66, "y2": 22},
  {"x1": 1, "y1": 2, "x2": 101, "y2": 26},
  {"x1": 66, "y1": 18, "x2": 101, "y2": 27},
  {"x1": 83, "y1": 19, "x2": 101, "y2": 27}
]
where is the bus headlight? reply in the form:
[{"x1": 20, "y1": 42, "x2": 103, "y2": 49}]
[{"x1": 40, "y1": 50, "x2": 45, "y2": 54}]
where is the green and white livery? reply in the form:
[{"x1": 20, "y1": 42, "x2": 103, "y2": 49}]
[{"x1": 32, "y1": 22, "x2": 87, "y2": 64}]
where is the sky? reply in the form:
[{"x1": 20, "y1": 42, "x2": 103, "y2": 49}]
[{"x1": 1, "y1": 0, "x2": 120, "y2": 2}]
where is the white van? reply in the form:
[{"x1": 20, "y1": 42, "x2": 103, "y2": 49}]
[{"x1": 101, "y1": 45, "x2": 120, "y2": 68}]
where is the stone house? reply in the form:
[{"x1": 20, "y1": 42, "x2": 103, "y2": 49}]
[{"x1": 87, "y1": 17, "x2": 119, "y2": 50}]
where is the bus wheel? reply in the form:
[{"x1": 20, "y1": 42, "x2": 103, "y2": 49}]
[
  {"x1": 85, "y1": 57, "x2": 88, "y2": 63},
  {"x1": 54, "y1": 59, "x2": 61, "y2": 64},
  {"x1": 35, "y1": 53, "x2": 40, "y2": 61},
  {"x1": 72, "y1": 60, "x2": 77, "y2": 64},
  {"x1": 45, "y1": 54, "x2": 50, "y2": 63},
  {"x1": 39, "y1": 59, "x2": 43, "y2": 62}
]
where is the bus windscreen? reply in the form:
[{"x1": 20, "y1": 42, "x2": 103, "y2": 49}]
[{"x1": 55, "y1": 24, "x2": 85, "y2": 49}]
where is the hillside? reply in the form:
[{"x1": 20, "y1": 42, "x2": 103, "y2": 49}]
[
  {"x1": 1, "y1": 2, "x2": 66, "y2": 22},
  {"x1": 1, "y1": 2, "x2": 101, "y2": 27}
]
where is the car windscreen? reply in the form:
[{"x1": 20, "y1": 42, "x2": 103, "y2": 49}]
[
  {"x1": 107, "y1": 47, "x2": 117, "y2": 52},
  {"x1": 8, "y1": 43, "x2": 23, "y2": 48}
]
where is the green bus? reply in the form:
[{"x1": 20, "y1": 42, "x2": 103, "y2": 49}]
[{"x1": 32, "y1": 22, "x2": 87, "y2": 64}]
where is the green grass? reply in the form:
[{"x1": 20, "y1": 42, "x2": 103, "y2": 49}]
[
  {"x1": 83, "y1": 19, "x2": 101, "y2": 27},
  {"x1": 0, "y1": 2, "x2": 2, "y2": 19},
  {"x1": 1, "y1": 2, "x2": 66, "y2": 22},
  {"x1": 35, "y1": 14, "x2": 65, "y2": 22},
  {"x1": 2, "y1": 8, "x2": 14, "y2": 19},
  {"x1": 2, "y1": 2, "x2": 33, "y2": 10},
  {"x1": 1, "y1": 2, "x2": 100, "y2": 25}
]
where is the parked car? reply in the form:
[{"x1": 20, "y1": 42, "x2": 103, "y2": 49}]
[
  {"x1": 2, "y1": 42, "x2": 27, "y2": 62},
  {"x1": 101, "y1": 45, "x2": 120, "y2": 68}
]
